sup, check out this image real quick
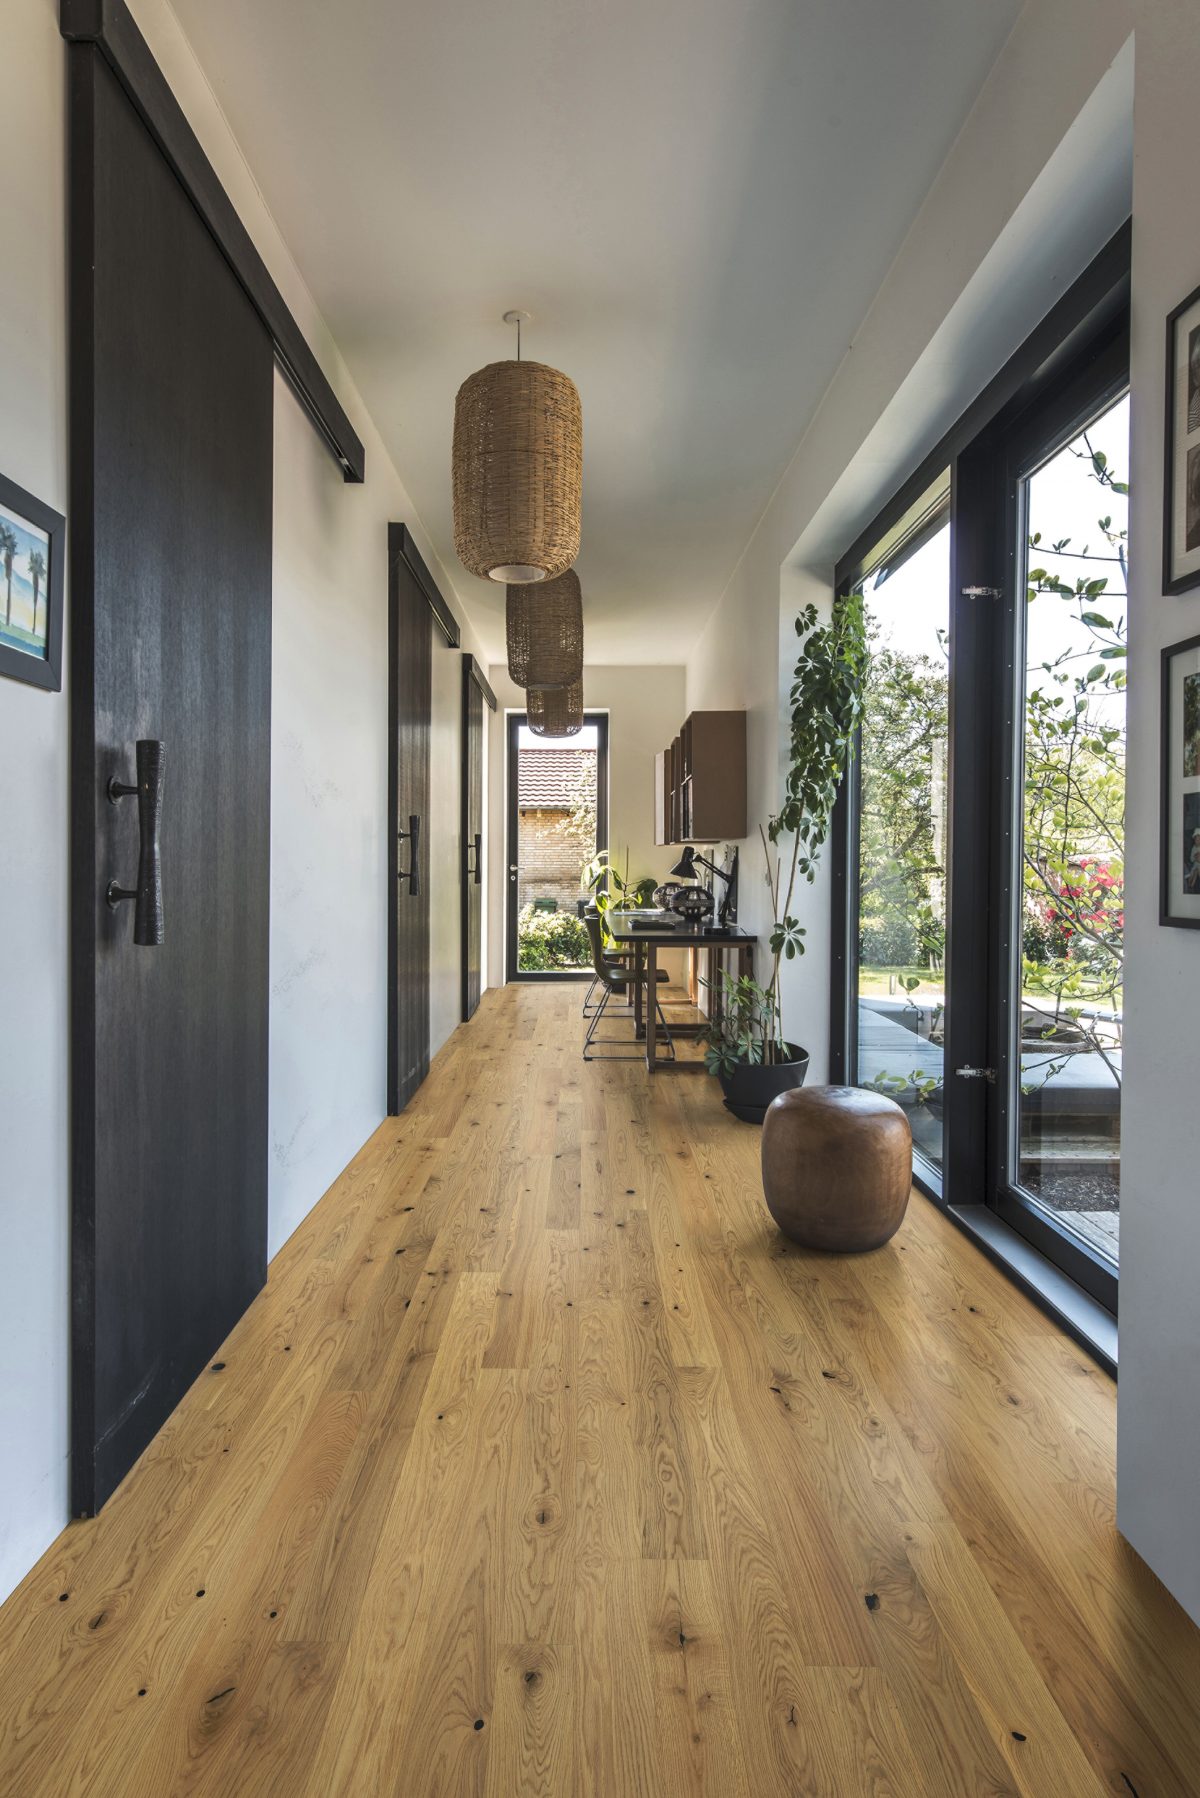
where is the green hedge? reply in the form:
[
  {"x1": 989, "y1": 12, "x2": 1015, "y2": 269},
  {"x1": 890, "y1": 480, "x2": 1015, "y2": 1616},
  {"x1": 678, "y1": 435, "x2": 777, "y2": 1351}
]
[
  {"x1": 858, "y1": 913, "x2": 919, "y2": 966},
  {"x1": 517, "y1": 904, "x2": 590, "y2": 970}
]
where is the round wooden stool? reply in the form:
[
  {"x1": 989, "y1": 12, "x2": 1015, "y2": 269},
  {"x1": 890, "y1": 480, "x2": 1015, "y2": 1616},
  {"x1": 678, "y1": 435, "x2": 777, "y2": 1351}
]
[{"x1": 761, "y1": 1085, "x2": 912, "y2": 1252}]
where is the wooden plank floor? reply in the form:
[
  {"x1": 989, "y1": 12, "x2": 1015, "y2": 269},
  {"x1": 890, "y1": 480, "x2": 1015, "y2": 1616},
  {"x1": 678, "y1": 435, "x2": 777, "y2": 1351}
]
[{"x1": 2, "y1": 982, "x2": 1198, "y2": 1796}]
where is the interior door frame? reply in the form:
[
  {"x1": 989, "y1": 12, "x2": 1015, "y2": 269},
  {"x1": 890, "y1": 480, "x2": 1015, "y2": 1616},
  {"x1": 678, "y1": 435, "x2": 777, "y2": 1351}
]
[
  {"x1": 506, "y1": 710, "x2": 609, "y2": 982},
  {"x1": 461, "y1": 654, "x2": 496, "y2": 1021},
  {"x1": 386, "y1": 526, "x2": 460, "y2": 1113}
]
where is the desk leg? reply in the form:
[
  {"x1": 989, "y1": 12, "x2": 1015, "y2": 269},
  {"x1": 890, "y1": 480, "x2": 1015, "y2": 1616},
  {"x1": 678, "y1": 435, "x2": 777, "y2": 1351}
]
[
  {"x1": 633, "y1": 943, "x2": 645, "y2": 1038},
  {"x1": 646, "y1": 943, "x2": 658, "y2": 1072}
]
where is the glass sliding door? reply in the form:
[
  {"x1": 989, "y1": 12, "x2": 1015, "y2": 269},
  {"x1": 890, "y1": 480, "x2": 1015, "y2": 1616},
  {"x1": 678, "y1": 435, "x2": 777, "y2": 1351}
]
[
  {"x1": 847, "y1": 487, "x2": 951, "y2": 1177},
  {"x1": 997, "y1": 392, "x2": 1127, "y2": 1279},
  {"x1": 831, "y1": 227, "x2": 1129, "y2": 1331}
]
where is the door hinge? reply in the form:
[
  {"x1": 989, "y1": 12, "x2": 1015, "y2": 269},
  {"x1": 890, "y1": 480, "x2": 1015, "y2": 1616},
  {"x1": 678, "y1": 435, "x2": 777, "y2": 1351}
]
[
  {"x1": 960, "y1": 585, "x2": 1002, "y2": 599},
  {"x1": 955, "y1": 1065, "x2": 996, "y2": 1082}
]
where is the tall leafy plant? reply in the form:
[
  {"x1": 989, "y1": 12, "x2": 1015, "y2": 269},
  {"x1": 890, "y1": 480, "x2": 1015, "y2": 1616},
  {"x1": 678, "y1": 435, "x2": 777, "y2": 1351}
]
[
  {"x1": 703, "y1": 593, "x2": 867, "y2": 1073},
  {"x1": 581, "y1": 848, "x2": 656, "y2": 945}
]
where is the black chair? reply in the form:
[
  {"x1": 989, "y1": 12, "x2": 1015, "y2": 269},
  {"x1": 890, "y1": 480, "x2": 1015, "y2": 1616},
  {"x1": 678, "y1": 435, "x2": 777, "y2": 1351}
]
[
  {"x1": 581, "y1": 904, "x2": 633, "y2": 1018},
  {"x1": 581, "y1": 910, "x2": 674, "y2": 1061}
]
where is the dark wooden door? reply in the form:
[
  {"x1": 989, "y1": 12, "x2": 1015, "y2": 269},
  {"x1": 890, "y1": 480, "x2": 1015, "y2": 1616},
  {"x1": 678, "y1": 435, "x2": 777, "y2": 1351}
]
[
  {"x1": 70, "y1": 48, "x2": 273, "y2": 1513},
  {"x1": 388, "y1": 528, "x2": 432, "y2": 1110},
  {"x1": 461, "y1": 659, "x2": 485, "y2": 1021}
]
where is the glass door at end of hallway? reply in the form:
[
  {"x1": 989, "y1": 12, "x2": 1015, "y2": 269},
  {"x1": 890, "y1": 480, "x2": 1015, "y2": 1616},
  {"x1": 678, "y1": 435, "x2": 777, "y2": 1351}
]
[{"x1": 505, "y1": 712, "x2": 609, "y2": 981}]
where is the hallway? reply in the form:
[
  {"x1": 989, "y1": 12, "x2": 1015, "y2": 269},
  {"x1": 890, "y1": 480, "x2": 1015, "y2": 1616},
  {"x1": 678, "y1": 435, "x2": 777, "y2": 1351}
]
[{"x1": 0, "y1": 982, "x2": 1197, "y2": 1795}]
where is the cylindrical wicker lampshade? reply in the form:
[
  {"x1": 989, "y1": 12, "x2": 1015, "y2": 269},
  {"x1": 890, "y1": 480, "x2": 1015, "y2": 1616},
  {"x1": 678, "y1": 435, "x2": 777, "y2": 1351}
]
[
  {"x1": 452, "y1": 359, "x2": 582, "y2": 583},
  {"x1": 527, "y1": 679, "x2": 584, "y2": 738},
  {"x1": 506, "y1": 570, "x2": 584, "y2": 690}
]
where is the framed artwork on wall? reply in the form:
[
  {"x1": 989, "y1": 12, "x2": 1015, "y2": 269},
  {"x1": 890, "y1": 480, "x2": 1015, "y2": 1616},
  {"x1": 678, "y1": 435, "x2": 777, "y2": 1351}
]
[
  {"x1": 1160, "y1": 632, "x2": 1200, "y2": 927},
  {"x1": 0, "y1": 471, "x2": 64, "y2": 692},
  {"x1": 1164, "y1": 281, "x2": 1200, "y2": 595}
]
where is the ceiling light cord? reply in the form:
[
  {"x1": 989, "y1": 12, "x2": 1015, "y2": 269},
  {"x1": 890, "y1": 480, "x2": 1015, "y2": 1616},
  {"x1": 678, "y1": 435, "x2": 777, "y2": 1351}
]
[{"x1": 503, "y1": 308, "x2": 530, "y2": 362}]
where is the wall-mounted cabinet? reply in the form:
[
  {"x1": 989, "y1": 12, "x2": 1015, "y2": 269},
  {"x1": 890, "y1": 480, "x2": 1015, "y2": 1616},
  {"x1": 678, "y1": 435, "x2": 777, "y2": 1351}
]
[{"x1": 654, "y1": 711, "x2": 745, "y2": 846}]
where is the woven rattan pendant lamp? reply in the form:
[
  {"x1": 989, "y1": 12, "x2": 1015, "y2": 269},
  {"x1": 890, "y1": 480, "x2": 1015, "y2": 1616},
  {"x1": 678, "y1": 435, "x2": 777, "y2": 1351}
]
[
  {"x1": 507, "y1": 569, "x2": 583, "y2": 690},
  {"x1": 452, "y1": 311, "x2": 582, "y2": 584},
  {"x1": 526, "y1": 678, "x2": 584, "y2": 738}
]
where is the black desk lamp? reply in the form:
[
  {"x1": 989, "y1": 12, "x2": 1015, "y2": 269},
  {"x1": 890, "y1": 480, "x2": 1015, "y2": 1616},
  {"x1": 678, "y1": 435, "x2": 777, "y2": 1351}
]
[{"x1": 669, "y1": 845, "x2": 739, "y2": 926}]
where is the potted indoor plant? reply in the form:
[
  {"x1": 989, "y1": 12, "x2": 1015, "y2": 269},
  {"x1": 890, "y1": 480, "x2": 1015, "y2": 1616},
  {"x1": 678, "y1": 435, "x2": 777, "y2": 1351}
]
[{"x1": 702, "y1": 592, "x2": 867, "y2": 1121}]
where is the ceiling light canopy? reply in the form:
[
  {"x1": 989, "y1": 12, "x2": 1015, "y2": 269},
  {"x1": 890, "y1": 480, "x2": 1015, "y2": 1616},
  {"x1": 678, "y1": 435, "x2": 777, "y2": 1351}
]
[
  {"x1": 527, "y1": 677, "x2": 584, "y2": 738},
  {"x1": 452, "y1": 312, "x2": 582, "y2": 585},
  {"x1": 506, "y1": 569, "x2": 583, "y2": 691}
]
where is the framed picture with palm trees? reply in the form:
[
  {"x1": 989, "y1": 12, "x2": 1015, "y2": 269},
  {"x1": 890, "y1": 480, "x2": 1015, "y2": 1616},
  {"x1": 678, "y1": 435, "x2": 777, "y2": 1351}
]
[{"x1": 0, "y1": 471, "x2": 64, "y2": 692}]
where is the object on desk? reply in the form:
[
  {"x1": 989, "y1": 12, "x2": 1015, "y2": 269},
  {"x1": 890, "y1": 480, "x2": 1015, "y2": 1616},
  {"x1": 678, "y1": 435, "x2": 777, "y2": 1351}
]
[
  {"x1": 652, "y1": 881, "x2": 685, "y2": 909},
  {"x1": 669, "y1": 884, "x2": 714, "y2": 925},
  {"x1": 670, "y1": 844, "x2": 738, "y2": 925}
]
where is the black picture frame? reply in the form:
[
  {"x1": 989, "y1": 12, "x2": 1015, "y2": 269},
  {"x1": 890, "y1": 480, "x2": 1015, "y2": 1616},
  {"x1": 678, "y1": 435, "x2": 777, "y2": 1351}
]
[
  {"x1": 1163, "y1": 280, "x2": 1200, "y2": 596},
  {"x1": 0, "y1": 470, "x2": 64, "y2": 693},
  {"x1": 1160, "y1": 632, "x2": 1200, "y2": 928}
]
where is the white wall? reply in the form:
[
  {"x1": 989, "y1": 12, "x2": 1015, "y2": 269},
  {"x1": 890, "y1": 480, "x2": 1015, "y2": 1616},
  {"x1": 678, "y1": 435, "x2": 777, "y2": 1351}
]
[
  {"x1": 1116, "y1": 0, "x2": 1200, "y2": 1628},
  {"x1": 0, "y1": 0, "x2": 487, "y2": 1601},
  {"x1": 268, "y1": 381, "x2": 485, "y2": 1257},
  {"x1": 486, "y1": 664, "x2": 686, "y2": 982},
  {"x1": 0, "y1": 0, "x2": 69, "y2": 1603}
]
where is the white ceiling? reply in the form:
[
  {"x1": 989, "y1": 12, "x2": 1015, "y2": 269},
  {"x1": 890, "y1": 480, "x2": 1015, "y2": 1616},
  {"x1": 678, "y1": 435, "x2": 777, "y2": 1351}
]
[{"x1": 170, "y1": 0, "x2": 1020, "y2": 664}]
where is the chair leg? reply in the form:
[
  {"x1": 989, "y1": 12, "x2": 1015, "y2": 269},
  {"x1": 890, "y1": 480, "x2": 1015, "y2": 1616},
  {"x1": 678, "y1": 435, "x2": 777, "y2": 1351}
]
[
  {"x1": 582, "y1": 975, "x2": 599, "y2": 1017},
  {"x1": 582, "y1": 986, "x2": 609, "y2": 1057},
  {"x1": 584, "y1": 984, "x2": 678, "y2": 1061}
]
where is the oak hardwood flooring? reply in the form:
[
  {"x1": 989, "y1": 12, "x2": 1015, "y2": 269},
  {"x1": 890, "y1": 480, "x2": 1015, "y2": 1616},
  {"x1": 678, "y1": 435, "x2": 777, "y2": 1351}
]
[{"x1": 1, "y1": 982, "x2": 1198, "y2": 1795}]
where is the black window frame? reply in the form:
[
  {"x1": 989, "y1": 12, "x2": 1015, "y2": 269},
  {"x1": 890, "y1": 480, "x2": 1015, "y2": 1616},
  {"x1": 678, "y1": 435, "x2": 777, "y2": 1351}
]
[{"x1": 829, "y1": 223, "x2": 1130, "y2": 1361}]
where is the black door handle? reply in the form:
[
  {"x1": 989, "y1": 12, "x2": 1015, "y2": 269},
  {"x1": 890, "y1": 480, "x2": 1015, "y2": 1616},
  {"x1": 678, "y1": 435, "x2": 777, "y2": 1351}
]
[
  {"x1": 466, "y1": 831, "x2": 482, "y2": 884},
  {"x1": 106, "y1": 739, "x2": 165, "y2": 945},
  {"x1": 397, "y1": 813, "x2": 420, "y2": 897}
]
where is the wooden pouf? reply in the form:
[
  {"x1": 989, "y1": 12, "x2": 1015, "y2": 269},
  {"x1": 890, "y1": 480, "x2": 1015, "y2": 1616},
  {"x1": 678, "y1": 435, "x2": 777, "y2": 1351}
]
[{"x1": 761, "y1": 1084, "x2": 912, "y2": 1252}]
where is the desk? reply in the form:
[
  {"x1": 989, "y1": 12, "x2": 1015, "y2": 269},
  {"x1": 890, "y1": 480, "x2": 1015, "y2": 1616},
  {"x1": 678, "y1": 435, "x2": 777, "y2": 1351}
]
[{"x1": 604, "y1": 914, "x2": 757, "y2": 1073}]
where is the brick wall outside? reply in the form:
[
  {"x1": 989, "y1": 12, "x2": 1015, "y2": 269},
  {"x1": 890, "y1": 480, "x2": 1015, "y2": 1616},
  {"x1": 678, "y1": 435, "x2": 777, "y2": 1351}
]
[{"x1": 518, "y1": 808, "x2": 588, "y2": 911}]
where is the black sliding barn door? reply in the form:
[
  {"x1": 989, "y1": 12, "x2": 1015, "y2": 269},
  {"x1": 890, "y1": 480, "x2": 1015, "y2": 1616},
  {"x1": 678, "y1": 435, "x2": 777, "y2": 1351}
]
[
  {"x1": 388, "y1": 529, "x2": 432, "y2": 1111},
  {"x1": 461, "y1": 660, "x2": 485, "y2": 1021},
  {"x1": 70, "y1": 50, "x2": 273, "y2": 1512}
]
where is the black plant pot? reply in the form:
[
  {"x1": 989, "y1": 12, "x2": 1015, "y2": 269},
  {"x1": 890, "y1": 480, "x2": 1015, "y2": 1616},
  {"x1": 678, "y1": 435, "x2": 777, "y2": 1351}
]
[{"x1": 717, "y1": 1044, "x2": 810, "y2": 1124}]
